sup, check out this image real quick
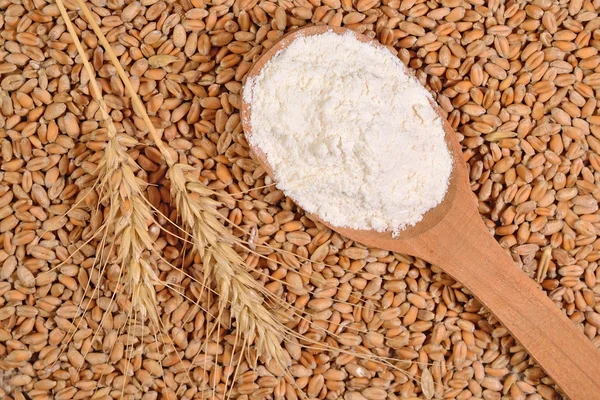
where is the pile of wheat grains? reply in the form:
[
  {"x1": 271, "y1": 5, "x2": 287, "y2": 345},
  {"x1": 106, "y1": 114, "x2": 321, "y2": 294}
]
[{"x1": 0, "y1": 0, "x2": 599, "y2": 399}]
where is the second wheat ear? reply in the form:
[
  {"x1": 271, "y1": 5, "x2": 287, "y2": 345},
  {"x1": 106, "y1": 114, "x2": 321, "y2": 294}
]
[
  {"x1": 169, "y1": 165, "x2": 289, "y2": 365},
  {"x1": 62, "y1": 0, "x2": 290, "y2": 367}
]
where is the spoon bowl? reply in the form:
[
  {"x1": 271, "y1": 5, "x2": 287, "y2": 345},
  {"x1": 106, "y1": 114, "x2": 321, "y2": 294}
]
[{"x1": 242, "y1": 26, "x2": 600, "y2": 399}]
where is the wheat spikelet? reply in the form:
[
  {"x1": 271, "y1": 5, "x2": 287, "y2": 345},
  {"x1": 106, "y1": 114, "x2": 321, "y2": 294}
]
[
  {"x1": 55, "y1": 0, "x2": 161, "y2": 328},
  {"x1": 169, "y1": 165, "x2": 289, "y2": 366}
]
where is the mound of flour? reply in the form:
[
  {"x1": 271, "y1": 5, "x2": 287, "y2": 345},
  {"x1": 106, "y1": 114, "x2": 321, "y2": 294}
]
[{"x1": 243, "y1": 31, "x2": 452, "y2": 235}]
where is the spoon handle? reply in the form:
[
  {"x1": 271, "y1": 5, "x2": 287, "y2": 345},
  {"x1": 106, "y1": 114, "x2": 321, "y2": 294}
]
[{"x1": 428, "y1": 210, "x2": 600, "y2": 400}]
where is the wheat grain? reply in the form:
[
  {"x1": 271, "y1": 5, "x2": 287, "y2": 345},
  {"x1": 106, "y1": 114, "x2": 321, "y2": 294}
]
[{"x1": 0, "y1": 0, "x2": 599, "y2": 399}]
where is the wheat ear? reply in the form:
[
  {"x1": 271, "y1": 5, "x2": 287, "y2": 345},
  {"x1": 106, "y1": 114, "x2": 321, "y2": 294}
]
[
  {"x1": 169, "y1": 165, "x2": 289, "y2": 365},
  {"x1": 71, "y1": 0, "x2": 289, "y2": 366},
  {"x1": 55, "y1": 0, "x2": 161, "y2": 328}
]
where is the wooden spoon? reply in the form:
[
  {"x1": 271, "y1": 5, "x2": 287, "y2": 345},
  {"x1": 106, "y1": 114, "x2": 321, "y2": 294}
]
[{"x1": 241, "y1": 25, "x2": 600, "y2": 399}]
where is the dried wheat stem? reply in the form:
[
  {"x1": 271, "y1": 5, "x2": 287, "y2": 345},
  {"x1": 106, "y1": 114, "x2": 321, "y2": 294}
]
[
  {"x1": 169, "y1": 165, "x2": 289, "y2": 366},
  {"x1": 54, "y1": 0, "x2": 110, "y2": 137},
  {"x1": 72, "y1": 0, "x2": 174, "y2": 166},
  {"x1": 55, "y1": 0, "x2": 161, "y2": 327}
]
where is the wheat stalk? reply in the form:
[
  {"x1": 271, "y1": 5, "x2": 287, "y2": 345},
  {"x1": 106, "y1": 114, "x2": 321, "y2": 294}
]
[
  {"x1": 69, "y1": 0, "x2": 289, "y2": 366},
  {"x1": 55, "y1": 0, "x2": 161, "y2": 328}
]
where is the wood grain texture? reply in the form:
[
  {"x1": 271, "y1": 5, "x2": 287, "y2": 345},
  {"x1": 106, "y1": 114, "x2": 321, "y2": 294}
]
[{"x1": 242, "y1": 26, "x2": 600, "y2": 400}]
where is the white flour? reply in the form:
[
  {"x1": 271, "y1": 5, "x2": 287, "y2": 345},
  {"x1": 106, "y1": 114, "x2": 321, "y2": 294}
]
[{"x1": 243, "y1": 31, "x2": 452, "y2": 235}]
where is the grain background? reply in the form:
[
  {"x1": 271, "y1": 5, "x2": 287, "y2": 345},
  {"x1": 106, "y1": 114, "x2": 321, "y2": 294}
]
[{"x1": 0, "y1": 0, "x2": 599, "y2": 399}]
